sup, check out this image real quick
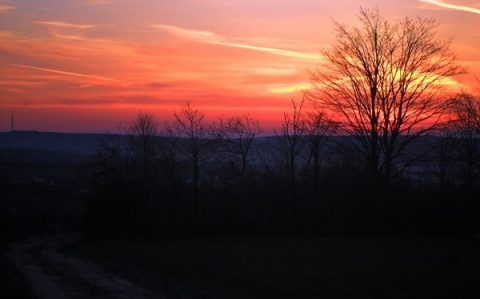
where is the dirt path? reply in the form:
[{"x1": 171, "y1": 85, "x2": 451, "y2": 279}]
[{"x1": 6, "y1": 234, "x2": 169, "y2": 299}]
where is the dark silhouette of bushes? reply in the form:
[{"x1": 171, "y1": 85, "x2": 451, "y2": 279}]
[{"x1": 87, "y1": 106, "x2": 480, "y2": 237}]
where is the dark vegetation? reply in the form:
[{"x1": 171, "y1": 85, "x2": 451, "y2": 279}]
[
  {"x1": 2, "y1": 121, "x2": 479, "y2": 240},
  {"x1": 84, "y1": 111, "x2": 480, "y2": 238}
]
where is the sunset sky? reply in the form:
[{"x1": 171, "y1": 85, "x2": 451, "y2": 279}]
[{"x1": 1, "y1": 0, "x2": 479, "y2": 133}]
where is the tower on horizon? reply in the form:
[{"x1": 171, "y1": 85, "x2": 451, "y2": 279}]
[{"x1": 11, "y1": 111, "x2": 15, "y2": 132}]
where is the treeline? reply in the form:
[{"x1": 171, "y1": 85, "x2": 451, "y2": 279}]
[{"x1": 87, "y1": 97, "x2": 480, "y2": 237}]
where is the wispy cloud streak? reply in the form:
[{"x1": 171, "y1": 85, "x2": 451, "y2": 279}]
[
  {"x1": 152, "y1": 24, "x2": 320, "y2": 60},
  {"x1": 11, "y1": 64, "x2": 120, "y2": 82},
  {"x1": 420, "y1": 0, "x2": 480, "y2": 14},
  {"x1": 85, "y1": 0, "x2": 112, "y2": 4},
  {"x1": 0, "y1": 5, "x2": 15, "y2": 12},
  {"x1": 0, "y1": 80, "x2": 46, "y2": 87},
  {"x1": 36, "y1": 21, "x2": 96, "y2": 29}
]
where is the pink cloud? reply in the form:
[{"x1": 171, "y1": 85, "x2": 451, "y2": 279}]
[{"x1": 0, "y1": 5, "x2": 14, "y2": 12}]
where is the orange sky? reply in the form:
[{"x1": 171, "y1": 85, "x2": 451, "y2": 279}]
[{"x1": 1, "y1": 0, "x2": 479, "y2": 133}]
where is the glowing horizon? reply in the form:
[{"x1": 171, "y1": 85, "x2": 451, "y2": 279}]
[{"x1": 0, "y1": 0, "x2": 478, "y2": 133}]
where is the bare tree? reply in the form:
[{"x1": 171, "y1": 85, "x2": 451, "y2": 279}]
[
  {"x1": 94, "y1": 125, "x2": 133, "y2": 188},
  {"x1": 275, "y1": 98, "x2": 307, "y2": 229},
  {"x1": 303, "y1": 109, "x2": 338, "y2": 185},
  {"x1": 210, "y1": 114, "x2": 262, "y2": 187},
  {"x1": 90, "y1": 124, "x2": 135, "y2": 231},
  {"x1": 165, "y1": 100, "x2": 210, "y2": 223},
  {"x1": 127, "y1": 112, "x2": 160, "y2": 205},
  {"x1": 158, "y1": 129, "x2": 181, "y2": 200},
  {"x1": 448, "y1": 92, "x2": 480, "y2": 193},
  {"x1": 307, "y1": 7, "x2": 465, "y2": 184},
  {"x1": 433, "y1": 122, "x2": 457, "y2": 189}
]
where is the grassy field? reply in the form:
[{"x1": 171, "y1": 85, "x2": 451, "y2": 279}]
[{"x1": 71, "y1": 236, "x2": 480, "y2": 298}]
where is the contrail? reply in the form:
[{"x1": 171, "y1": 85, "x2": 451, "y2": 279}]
[
  {"x1": 214, "y1": 40, "x2": 320, "y2": 60},
  {"x1": 420, "y1": 0, "x2": 480, "y2": 15},
  {"x1": 11, "y1": 64, "x2": 120, "y2": 82},
  {"x1": 152, "y1": 24, "x2": 320, "y2": 60}
]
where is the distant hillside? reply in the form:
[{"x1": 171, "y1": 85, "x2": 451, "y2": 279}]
[
  {"x1": 0, "y1": 131, "x2": 105, "y2": 153},
  {"x1": 0, "y1": 131, "x2": 105, "y2": 181}
]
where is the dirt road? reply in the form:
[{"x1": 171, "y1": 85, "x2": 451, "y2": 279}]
[{"x1": 7, "y1": 234, "x2": 169, "y2": 299}]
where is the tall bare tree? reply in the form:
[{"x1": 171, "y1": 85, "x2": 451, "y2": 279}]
[
  {"x1": 210, "y1": 114, "x2": 262, "y2": 186},
  {"x1": 275, "y1": 98, "x2": 307, "y2": 229},
  {"x1": 448, "y1": 92, "x2": 480, "y2": 193},
  {"x1": 307, "y1": 7, "x2": 465, "y2": 183},
  {"x1": 93, "y1": 125, "x2": 133, "y2": 195},
  {"x1": 166, "y1": 100, "x2": 209, "y2": 223},
  {"x1": 304, "y1": 109, "x2": 338, "y2": 185},
  {"x1": 92, "y1": 120, "x2": 153, "y2": 231},
  {"x1": 94, "y1": 125, "x2": 133, "y2": 189},
  {"x1": 433, "y1": 122, "x2": 457, "y2": 189},
  {"x1": 128, "y1": 112, "x2": 160, "y2": 205}
]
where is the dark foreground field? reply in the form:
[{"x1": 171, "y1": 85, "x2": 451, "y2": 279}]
[
  {"x1": 68, "y1": 236, "x2": 480, "y2": 298},
  {"x1": 0, "y1": 237, "x2": 33, "y2": 299}
]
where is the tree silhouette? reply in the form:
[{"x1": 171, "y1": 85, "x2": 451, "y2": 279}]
[
  {"x1": 128, "y1": 113, "x2": 160, "y2": 207},
  {"x1": 448, "y1": 92, "x2": 480, "y2": 193},
  {"x1": 433, "y1": 122, "x2": 457, "y2": 189},
  {"x1": 210, "y1": 114, "x2": 262, "y2": 187},
  {"x1": 166, "y1": 100, "x2": 210, "y2": 225},
  {"x1": 90, "y1": 125, "x2": 134, "y2": 232},
  {"x1": 275, "y1": 98, "x2": 307, "y2": 230},
  {"x1": 307, "y1": 7, "x2": 465, "y2": 184},
  {"x1": 303, "y1": 108, "x2": 338, "y2": 186}
]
